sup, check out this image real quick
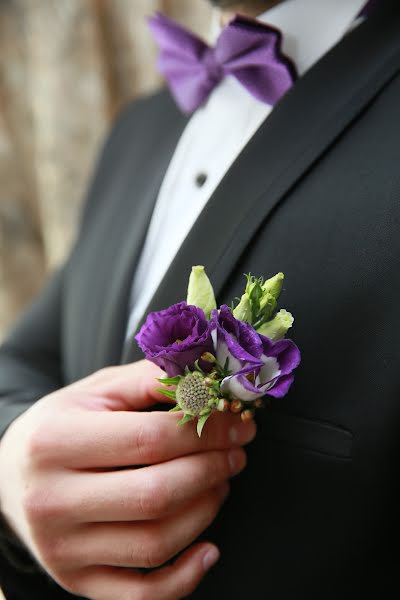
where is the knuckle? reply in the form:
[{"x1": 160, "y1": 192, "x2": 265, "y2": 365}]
[
  {"x1": 139, "y1": 476, "x2": 169, "y2": 518},
  {"x1": 135, "y1": 420, "x2": 163, "y2": 463},
  {"x1": 26, "y1": 426, "x2": 56, "y2": 468},
  {"x1": 23, "y1": 487, "x2": 66, "y2": 525},
  {"x1": 143, "y1": 531, "x2": 168, "y2": 568},
  {"x1": 122, "y1": 539, "x2": 141, "y2": 567}
]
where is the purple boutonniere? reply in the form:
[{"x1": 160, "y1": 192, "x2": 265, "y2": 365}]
[{"x1": 136, "y1": 266, "x2": 301, "y2": 436}]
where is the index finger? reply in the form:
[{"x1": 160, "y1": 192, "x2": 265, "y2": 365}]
[{"x1": 44, "y1": 410, "x2": 256, "y2": 469}]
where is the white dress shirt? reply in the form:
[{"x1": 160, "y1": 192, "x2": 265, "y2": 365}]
[{"x1": 125, "y1": 0, "x2": 366, "y2": 340}]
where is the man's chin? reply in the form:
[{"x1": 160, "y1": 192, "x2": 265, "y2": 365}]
[{"x1": 208, "y1": 0, "x2": 283, "y2": 11}]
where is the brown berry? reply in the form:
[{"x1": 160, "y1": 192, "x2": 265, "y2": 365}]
[
  {"x1": 230, "y1": 399, "x2": 243, "y2": 414},
  {"x1": 241, "y1": 409, "x2": 255, "y2": 423}
]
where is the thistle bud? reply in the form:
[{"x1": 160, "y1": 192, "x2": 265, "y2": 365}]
[
  {"x1": 256, "y1": 309, "x2": 294, "y2": 340},
  {"x1": 233, "y1": 293, "x2": 252, "y2": 323},
  {"x1": 176, "y1": 371, "x2": 213, "y2": 416},
  {"x1": 187, "y1": 266, "x2": 217, "y2": 319}
]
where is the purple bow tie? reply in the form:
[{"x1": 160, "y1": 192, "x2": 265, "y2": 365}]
[
  {"x1": 148, "y1": 12, "x2": 297, "y2": 114},
  {"x1": 148, "y1": 1, "x2": 377, "y2": 114}
]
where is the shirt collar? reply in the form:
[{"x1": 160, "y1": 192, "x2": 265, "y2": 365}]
[{"x1": 210, "y1": 0, "x2": 368, "y2": 76}]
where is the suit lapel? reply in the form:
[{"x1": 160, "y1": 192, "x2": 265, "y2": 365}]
[{"x1": 122, "y1": 0, "x2": 400, "y2": 364}]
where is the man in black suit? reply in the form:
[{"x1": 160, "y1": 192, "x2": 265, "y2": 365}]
[{"x1": 1, "y1": 0, "x2": 400, "y2": 598}]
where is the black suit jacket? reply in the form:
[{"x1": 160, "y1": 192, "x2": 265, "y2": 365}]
[{"x1": 1, "y1": 2, "x2": 400, "y2": 598}]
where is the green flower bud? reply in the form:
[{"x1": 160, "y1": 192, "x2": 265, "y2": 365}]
[
  {"x1": 201, "y1": 352, "x2": 217, "y2": 364},
  {"x1": 233, "y1": 293, "x2": 252, "y2": 323},
  {"x1": 187, "y1": 265, "x2": 217, "y2": 319},
  {"x1": 262, "y1": 272, "x2": 284, "y2": 300},
  {"x1": 256, "y1": 309, "x2": 294, "y2": 340},
  {"x1": 259, "y1": 291, "x2": 277, "y2": 321},
  {"x1": 245, "y1": 275, "x2": 263, "y2": 305}
]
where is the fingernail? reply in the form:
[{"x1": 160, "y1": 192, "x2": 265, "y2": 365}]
[
  {"x1": 228, "y1": 447, "x2": 246, "y2": 475},
  {"x1": 229, "y1": 420, "x2": 257, "y2": 445},
  {"x1": 203, "y1": 546, "x2": 220, "y2": 572}
]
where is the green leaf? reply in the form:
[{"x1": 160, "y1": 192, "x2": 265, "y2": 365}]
[
  {"x1": 197, "y1": 412, "x2": 211, "y2": 437},
  {"x1": 214, "y1": 357, "x2": 231, "y2": 378},
  {"x1": 177, "y1": 413, "x2": 194, "y2": 426},
  {"x1": 157, "y1": 376, "x2": 181, "y2": 386},
  {"x1": 194, "y1": 359, "x2": 205, "y2": 374},
  {"x1": 169, "y1": 404, "x2": 182, "y2": 412},
  {"x1": 157, "y1": 388, "x2": 177, "y2": 399}
]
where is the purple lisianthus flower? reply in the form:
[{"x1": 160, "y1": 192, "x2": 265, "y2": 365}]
[
  {"x1": 135, "y1": 301, "x2": 214, "y2": 376},
  {"x1": 220, "y1": 333, "x2": 301, "y2": 401},
  {"x1": 212, "y1": 305, "x2": 301, "y2": 401},
  {"x1": 211, "y1": 304, "x2": 264, "y2": 373}
]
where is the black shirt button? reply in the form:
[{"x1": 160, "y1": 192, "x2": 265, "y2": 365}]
[{"x1": 195, "y1": 172, "x2": 208, "y2": 188}]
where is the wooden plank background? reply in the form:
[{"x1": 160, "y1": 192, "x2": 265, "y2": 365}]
[{"x1": 0, "y1": 0, "x2": 211, "y2": 340}]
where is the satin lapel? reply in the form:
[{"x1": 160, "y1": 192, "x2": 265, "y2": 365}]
[
  {"x1": 93, "y1": 95, "x2": 188, "y2": 369},
  {"x1": 122, "y1": 0, "x2": 400, "y2": 364}
]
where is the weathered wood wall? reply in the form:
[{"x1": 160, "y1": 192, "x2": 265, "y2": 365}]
[{"x1": 0, "y1": 0, "x2": 211, "y2": 339}]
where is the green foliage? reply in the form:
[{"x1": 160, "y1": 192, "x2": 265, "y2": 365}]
[
  {"x1": 177, "y1": 413, "x2": 194, "y2": 426},
  {"x1": 157, "y1": 376, "x2": 182, "y2": 385},
  {"x1": 197, "y1": 412, "x2": 211, "y2": 437},
  {"x1": 157, "y1": 388, "x2": 177, "y2": 400}
]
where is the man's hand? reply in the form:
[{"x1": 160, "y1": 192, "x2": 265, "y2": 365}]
[{"x1": 0, "y1": 360, "x2": 255, "y2": 599}]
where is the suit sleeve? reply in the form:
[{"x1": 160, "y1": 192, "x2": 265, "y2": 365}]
[{"x1": 0, "y1": 266, "x2": 64, "y2": 440}]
